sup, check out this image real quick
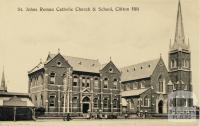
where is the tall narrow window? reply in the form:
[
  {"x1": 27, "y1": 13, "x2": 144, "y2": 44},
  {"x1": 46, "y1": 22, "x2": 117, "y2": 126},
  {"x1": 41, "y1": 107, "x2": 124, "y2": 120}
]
[
  {"x1": 144, "y1": 96, "x2": 149, "y2": 107},
  {"x1": 41, "y1": 94, "x2": 43, "y2": 106},
  {"x1": 113, "y1": 78, "x2": 117, "y2": 89},
  {"x1": 94, "y1": 78, "x2": 98, "y2": 88},
  {"x1": 72, "y1": 97, "x2": 78, "y2": 107},
  {"x1": 140, "y1": 81, "x2": 145, "y2": 88},
  {"x1": 104, "y1": 78, "x2": 108, "y2": 88},
  {"x1": 103, "y1": 98, "x2": 108, "y2": 108},
  {"x1": 86, "y1": 77, "x2": 90, "y2": 87},
  {"x1": 158, "y1": 75, "x2": 163, "y2": 92},
  {"x1": 186, "y1": 60, "x2": 189, "y2": 68},
  {"x1": 82, "y1": 77, "x2": 85, "y2": 87},
  {"x1": 130, "y1": 99, "x2": 134, "y2": 109},
  {"x1": 113, "y1": 99, "x2": 117, "y2": 108},
  {"x1": 49, "y1": 95, "x2": 55, "y2": 107},
  {"x1": 133, "y1": 82, "x2": 137, "y2": 89},
  {"x1": 73, "y1": 76, "x2": 78, "y2": 86},
  {"x1": 50, "y1": 72, "x2": 55, "y2": 84},
  {"x1": 93, "y1": 98, "x2": 98, "y2": 108}
]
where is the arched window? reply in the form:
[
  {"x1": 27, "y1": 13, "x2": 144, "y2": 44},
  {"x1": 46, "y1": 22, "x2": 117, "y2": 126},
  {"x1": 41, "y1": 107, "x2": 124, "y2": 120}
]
[
  {"x1": 94, "y1": 77, "x2": 99, "y2": 88},
  {"x1": 50, "y1": 72, "x2": 55, "y2": 84},
  {"x1": 104, "y1": 78, "x2": 108, "y2": 88},
  {"x1": 113, "y1": 78, "x2": 117, "y2": 89},
  {"x1": 86, "y1": 77, "x2": 90, "y2": 87},
  {"x1": 82, "y1": 77, "x2": 86, "y2": 87},
  {"x1": 103, "y1": 98, "x2": 109, "y2": 108},
  {"x1": 158, "y1": 75, "x2": 163, "y2": 92},
  {"x1": 144, "y1": 96, "x2": 149, "y2": 107}
]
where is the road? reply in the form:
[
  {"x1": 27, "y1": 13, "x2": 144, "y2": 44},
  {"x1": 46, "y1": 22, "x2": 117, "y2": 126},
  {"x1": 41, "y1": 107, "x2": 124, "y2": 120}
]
[{"x1": 0, "y1": 119, "x2": 199, "y2": 126}]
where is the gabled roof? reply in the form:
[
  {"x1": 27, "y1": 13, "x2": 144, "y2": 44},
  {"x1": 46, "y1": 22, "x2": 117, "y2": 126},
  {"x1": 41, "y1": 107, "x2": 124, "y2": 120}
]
[
  {"x1": 120, "y1": 88, "x2": 150, "y2": 97},
  {"x1": 29, "y1": 53, "x2": 101, "y2": 74},
  {"x1": 28, "y1": 61, "x2": 44, "y2": 74},
  {"x1": 100, "y1": 60, "x2": 121, "y2": 74},
  {"x1": 120, "y1": 58, "x2": 160, "y2": 82}
]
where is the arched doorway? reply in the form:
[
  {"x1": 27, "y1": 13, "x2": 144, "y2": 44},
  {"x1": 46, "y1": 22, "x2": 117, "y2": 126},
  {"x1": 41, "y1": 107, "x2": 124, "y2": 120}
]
[
  {"x1": 158, "y1": 100, "x2": 163, "y2": 114},
  {"x1": 82, "y1": 97, "x2": 90, "y2": 113}
]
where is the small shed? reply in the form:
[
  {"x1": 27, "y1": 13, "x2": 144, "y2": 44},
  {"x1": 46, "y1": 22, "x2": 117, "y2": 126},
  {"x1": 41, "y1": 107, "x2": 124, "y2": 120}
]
[{"x1": 0, "y1": 92, "x2": 35, "y2": 121}]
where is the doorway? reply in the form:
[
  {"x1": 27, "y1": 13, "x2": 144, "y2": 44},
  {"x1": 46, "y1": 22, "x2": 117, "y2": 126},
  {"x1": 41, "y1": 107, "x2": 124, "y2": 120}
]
[
  {"x1": 82, "y1": 96, "x2": 90, "y2": 113},
  {"x1": 83, "y1": 103, "x2": 89, "y2": 113},
  {"x1": 158, "y1": 100, "x2": 163, "y2": 114}
]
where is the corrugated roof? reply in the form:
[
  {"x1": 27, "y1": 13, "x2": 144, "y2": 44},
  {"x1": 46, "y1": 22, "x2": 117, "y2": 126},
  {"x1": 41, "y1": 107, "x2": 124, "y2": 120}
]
[
  {"x1": 120, "y1": 88, "x2": 150, "y2": 97},
  {"x1": 120, "y1": 58, "x2": 160, "y2": 82}
]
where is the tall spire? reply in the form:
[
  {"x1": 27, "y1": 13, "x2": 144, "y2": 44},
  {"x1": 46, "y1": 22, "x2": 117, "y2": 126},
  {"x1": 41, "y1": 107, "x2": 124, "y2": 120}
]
[
  {"x1": 0, "y1": 67, "x2": 7, "y2": 92},
  {"x1": 171, "y1": 0, "x2": 189, "y2": 51},
  {"x1": 175, "y1": 0, "x2": 185, "y2": 43}
]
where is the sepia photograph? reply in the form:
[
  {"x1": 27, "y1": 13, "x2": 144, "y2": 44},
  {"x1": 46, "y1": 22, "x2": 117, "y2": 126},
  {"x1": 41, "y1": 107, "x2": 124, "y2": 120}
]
[{"x1": 0, "y1": 0, "x2": 199, "y2": 126}]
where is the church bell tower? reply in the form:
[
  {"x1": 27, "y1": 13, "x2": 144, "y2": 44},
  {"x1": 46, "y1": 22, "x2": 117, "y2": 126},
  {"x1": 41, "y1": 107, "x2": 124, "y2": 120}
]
[{"x1": 168, "y1": 1, "x2": 192, "y2": 91}]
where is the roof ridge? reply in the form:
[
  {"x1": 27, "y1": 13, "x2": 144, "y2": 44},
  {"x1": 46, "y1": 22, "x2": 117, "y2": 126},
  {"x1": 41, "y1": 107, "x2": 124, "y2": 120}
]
[
  {"x1": 121, "y1": 58, "x2": 160, "y2": 69},
  {"x1": 64, "y1": 55, "x2": 99, "y2": 62}
]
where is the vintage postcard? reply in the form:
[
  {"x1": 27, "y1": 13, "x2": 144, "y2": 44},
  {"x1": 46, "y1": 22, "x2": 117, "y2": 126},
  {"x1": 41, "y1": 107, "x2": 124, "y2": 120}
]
[{"x1": 0, "y1": 0, "x2": 199, "y2": 126}]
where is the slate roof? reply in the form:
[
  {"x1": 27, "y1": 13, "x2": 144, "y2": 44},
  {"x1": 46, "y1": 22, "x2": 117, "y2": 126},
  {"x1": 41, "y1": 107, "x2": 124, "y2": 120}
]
[
  {"x1": 29, "y1": 53, "x2": 101, "y2": 74},
  {"x1": 120, "y1": 58, "x2": 160, "y2": 82},
  {"x1": 120, "y1": 88, "x2": 150, "y2": 97},
  {"x1": 63, "y1": 56, "x2": 101, "y2": 73}
]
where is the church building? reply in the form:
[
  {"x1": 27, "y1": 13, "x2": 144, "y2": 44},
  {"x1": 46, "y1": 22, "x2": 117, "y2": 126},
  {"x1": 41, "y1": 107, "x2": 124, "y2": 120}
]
[{"x1": 120, "y1": 0, "x2": 193, "y2": 116}]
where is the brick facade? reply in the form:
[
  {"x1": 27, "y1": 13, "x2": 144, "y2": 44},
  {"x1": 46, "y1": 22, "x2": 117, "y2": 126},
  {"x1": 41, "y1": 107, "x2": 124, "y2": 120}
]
[{"x1": 28, "y1": 53, "x2": 121, "y2": 116}]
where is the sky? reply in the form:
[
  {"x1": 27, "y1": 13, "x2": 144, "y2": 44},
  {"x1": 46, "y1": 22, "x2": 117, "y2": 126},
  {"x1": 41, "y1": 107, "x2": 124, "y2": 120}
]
[{"x1": 0, "y1": 0, "x2": 199, "y2": 104}]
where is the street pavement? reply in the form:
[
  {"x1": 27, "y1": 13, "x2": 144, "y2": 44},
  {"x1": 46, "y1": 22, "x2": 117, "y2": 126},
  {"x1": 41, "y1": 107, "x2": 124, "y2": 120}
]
[{"x1": 0, "y1": 119, "x2": 199, "y2": 126}]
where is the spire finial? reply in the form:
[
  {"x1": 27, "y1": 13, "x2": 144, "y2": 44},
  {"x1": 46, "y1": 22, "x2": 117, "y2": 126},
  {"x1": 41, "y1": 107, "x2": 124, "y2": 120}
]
[
  {"x1": 58, "y1": 48, "x2": 60, "y2": 54},
  {"x1": 1, "y1": 66, "x2": 6, "y2": 92},
  {"x1": 160, "y1": 53, "x2": 162, "y2": 58},
  {"x1": 40, "y1": 58, "x2": 43, "y2": 63},
  {"x1": 109, "y1": 56, "x2": 112, "y2": 61},
  {"x1": 188, "y1": 38, "x2": 190, "y2": 49},
  {"x1": 170, "y1": 39, "x2": 172, "y2": 49}
]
